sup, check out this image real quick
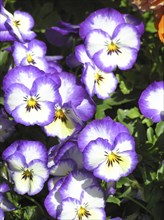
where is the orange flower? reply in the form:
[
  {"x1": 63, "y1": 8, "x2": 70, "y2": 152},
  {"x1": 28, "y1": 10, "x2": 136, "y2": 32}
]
[{"x1": 158, "y1": 15, "x2": 164, "y2": 43}]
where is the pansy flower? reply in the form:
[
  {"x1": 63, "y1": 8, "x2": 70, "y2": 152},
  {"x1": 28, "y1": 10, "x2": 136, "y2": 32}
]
[
  {"x1": 43, "y1": 71, "x2": 95, "y2": 140},
  {"x1": 78, "y1": 117, "x2": 138, "y2": 181},
  {"x1": 44, "y1": 170, "x2": 104, "y2": 219},
  {"x1": 0, "y1": 6, "x2": 36, "y2": 42},
  {"x1": 4, "y1": 75, "x2": 60, "y2": 126},
  {"x1": 84, "y1": 23, "x2": 141, "y2": 72},
  {"x1": 138, "y1": 81, "x2": 164, "y2": 122},
  {"x1": 2, "y1": 140, "x2": 49, "y2": 196},
  {"x1": 58, "y1": 187, "x2": 106, "y2": 220},
  {"x1": 75, "y1": 44, "x2": 118, "y2": 99},
  {"x1": 12, "y1": 39, "x2": 49, "y2": 72},
  {"x1": 83, "y1": 137, "x2": 138, "y2": 181},
  {"x1": 79, "y1": 8, "x2": 142, "y2": 72}
]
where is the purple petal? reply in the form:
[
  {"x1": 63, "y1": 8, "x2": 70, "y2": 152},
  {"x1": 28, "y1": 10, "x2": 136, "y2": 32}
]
[
  {"x1": 79, "y1": 8, "x2": 125, "y2": 39},
  {"x1": 17, "y1": 140, "x2": 48, "y2": 164},
  {"x1": 138, "y1": 81, "x2": 164, "y2": 123},
  {"x1": 3, "y1": 65, "x2": 44, "y2": 91}
]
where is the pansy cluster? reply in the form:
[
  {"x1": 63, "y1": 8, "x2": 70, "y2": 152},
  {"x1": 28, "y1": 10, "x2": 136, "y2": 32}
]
[{"x1": 0, "y1": 1, "x2": 163, "y2": 220}]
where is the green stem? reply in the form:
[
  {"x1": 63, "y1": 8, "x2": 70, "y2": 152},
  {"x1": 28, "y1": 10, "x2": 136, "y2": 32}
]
[
  {"x1": 124, "y1": 195, "x2": 152, "y2": 215},
  {"x1": 24, "y1": 195, "x2": 46, "y2": 217}
]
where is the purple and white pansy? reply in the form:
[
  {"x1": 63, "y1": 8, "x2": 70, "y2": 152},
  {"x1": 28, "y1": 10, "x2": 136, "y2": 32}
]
[
  {"x1": 78, "y1": 117, "x2": 138, "y2": 181},
  {"x1": 44, "y1": 170, "x2": 106, "y2": 219},
  {"x1": 2, "y1": 140, "x2": 49, "y2": 196},
  {"x1": 12, "y1": 39, "x2": 49, "y2": 72},
  {"x1": 138, "y1": 81, "x2": 164, "y2": 123},
  {"x1": 3, "y1": 66, "x2": 61, "y2": 126},
  {"x1": 75, "y1": 44, "x2": 118, "y2": 99},
  {"x1": 0, "y1": 6, "x2": 36, "y2": 42},
  {"x1": 43, "y1": 71, "x2": 96, "y2": 140},
  {"x1": 78, "y1": 8, "x2": 142, "y2": 72}
]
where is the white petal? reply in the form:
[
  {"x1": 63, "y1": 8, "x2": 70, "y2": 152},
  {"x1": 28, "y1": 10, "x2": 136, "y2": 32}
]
[
  {"x1": 94, "y1": 71, "x2": 117, "y2": 98},
  {"x1": 85, "y1": 30, "x2": 108, "y2": 57},
  {"x1": 59, "y1": 198, "x2": 78, "y2": 220},
  {"x1": 146, "y1": 88, "x2": 164, "y2": 111},
  {"x1": 29, "y1": 161, "x2": 49, "y2": 179},
  {"x1": 75, "y1": 44, "x2": 92, "y2": 64},
  {"x1": 82, "y1": 186, "x2": 105, "y2": 208},
  {"x1": 114, "y1": 25, "x2": 140, "y2": 49},
  {"x1": 29, "y1": 175, "x2": 45, "y2": 195},
  {"x1": 13, "y1": 102, "x2": 54, "y2": 126},
  {"x1": 13, "y1": 42, "x2": 27, "y2": 65},
  {"x1": 12, "y1": 172, "x2": 30, "y2": 195},
  {"x1": 116, "y1": 47, "x2": 137, "y2": 70},
  {"x1": 44, "y1": 118, "x2": 75, "y2": 140},
  {"x1": 95, "y1": 152, "x2": 134, "y2": 181},
  {"x1": 83, "y1": 64, "x2": 95, "y2": 96},
  {"x1": 86, "y1": 208, "x2": 105, "y2": 220},
  {"x1": 95, "y1": 160, "x2": 122, "y2": 181},
  {"x1": 84, "y1": 140, "x2": 108, "y2": 170},
  {"x1": 34, "y1": 78, "x2": 57, "y2": 102},
  {"x1": 7, "y1": 154, "x2": 25, "y2": 171},
  {"x1": 5, "y1": 86, "x2": 28, "y2": 112},
  {"x1": 93, "y1": 49, "x2": 117, "y2": 71},
  {"x1": 113, "y1": 133, "x2": 135, "y2": 153}
]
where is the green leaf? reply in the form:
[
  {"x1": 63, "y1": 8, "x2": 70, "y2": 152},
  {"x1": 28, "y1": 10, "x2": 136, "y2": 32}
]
[
  {"x1": 142, "y1": 118, "x2": 153, "y2": 127},
  {"x1": 155, "y1": 121, "x2": 164, "y2": 137},
  {"x1": 127, "y1": 107, "x2": 141, "y2": 119},
  {"x1": 156, "y1": 163, "x2": 164, "y2": 181},
  {"x1": 119, "y1": 80, "x2": 133, "y2": 94},
  {"x1": 0, "y1": 50, "x2": 8, "y2": 67},
  {"x1": 0, "y1": 97, "x2": 4, "y2": 105},
  {"x1": 106, "y1": 196, "x2": 121, "y2": 206},
  {"x1": 116, "y1": 177, "x2": 131, "y2": 188},
  {"x1": 95, "y1": 102, "x2": 110, "y2": 119},
  {"x1": 146, "y1": 127, "x2": 155, "y2": 143}
]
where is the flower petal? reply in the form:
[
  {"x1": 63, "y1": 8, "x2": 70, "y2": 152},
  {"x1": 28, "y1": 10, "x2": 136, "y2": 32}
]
[
  {"x1": 94, "y1": 151, "x2": 138, "y2": 181},
  {"x1": 85, "y1": 29, "x2": 109, "y2": 58},
  {"x1": 113, "y1": 132, "x2": 135, "y2": 152},
  {"x1": 79, "y1": 8, "x2": 124, "y2": 39},
  {"x1": 112, "y1": 23, "x2": 140, "y2": 50},
  {"x1": 44, "y1": 117, "x2": 75, "y2": 140},
  {"x1": 17, "y1": 140, "x2": 47, "y2": 164},
  {"x1": 94, "y1": 71, "x2": 118, "y2": 99},
  {"x1": 12, "y1": 101, "x2": 55, "y2": 126},
  {"x1": 4, "y1": 83, "x2": 29, "y2": 114},
  {"x1": 12, "y1": 171, "x2": 30, "y2": 195},
  {"x1": 83, "y1": 138, "x2": 111, "y2": 171}
]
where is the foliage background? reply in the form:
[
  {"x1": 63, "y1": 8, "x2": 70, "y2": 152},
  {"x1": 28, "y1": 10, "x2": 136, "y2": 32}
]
[{"x1": 0, "y1": 0, "x2": 164, "y2": 219}]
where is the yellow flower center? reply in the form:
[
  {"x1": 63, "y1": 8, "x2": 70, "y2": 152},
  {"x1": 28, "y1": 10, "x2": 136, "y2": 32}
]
[
  {"x1": 27, "y1": 54, "x2": 36, "y2": 65},
  {"x1": 13, "y1": 20, "x2": 20, "y2": 27},
  {"x1": 107, "y1": 152, "x2": 123, "y2": 167},
  {"x1": 54, "y1": 109, "x2": 68, "y2": 123},
  {"x1": 77, "y1": 206, "x2": 91, "y2": 220},
  {"x1": 107, "y1": 41, "x2": 121, "y2": 55},
  {"x1": 25, "y1": 96, "x2": 41, "y2": 112},
  {"x1": 22, "y1": 169, "x2": 33, "y2": 180},
  {"x1": 95, "y1": 72, "x2": 104, "y2": 85}
]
